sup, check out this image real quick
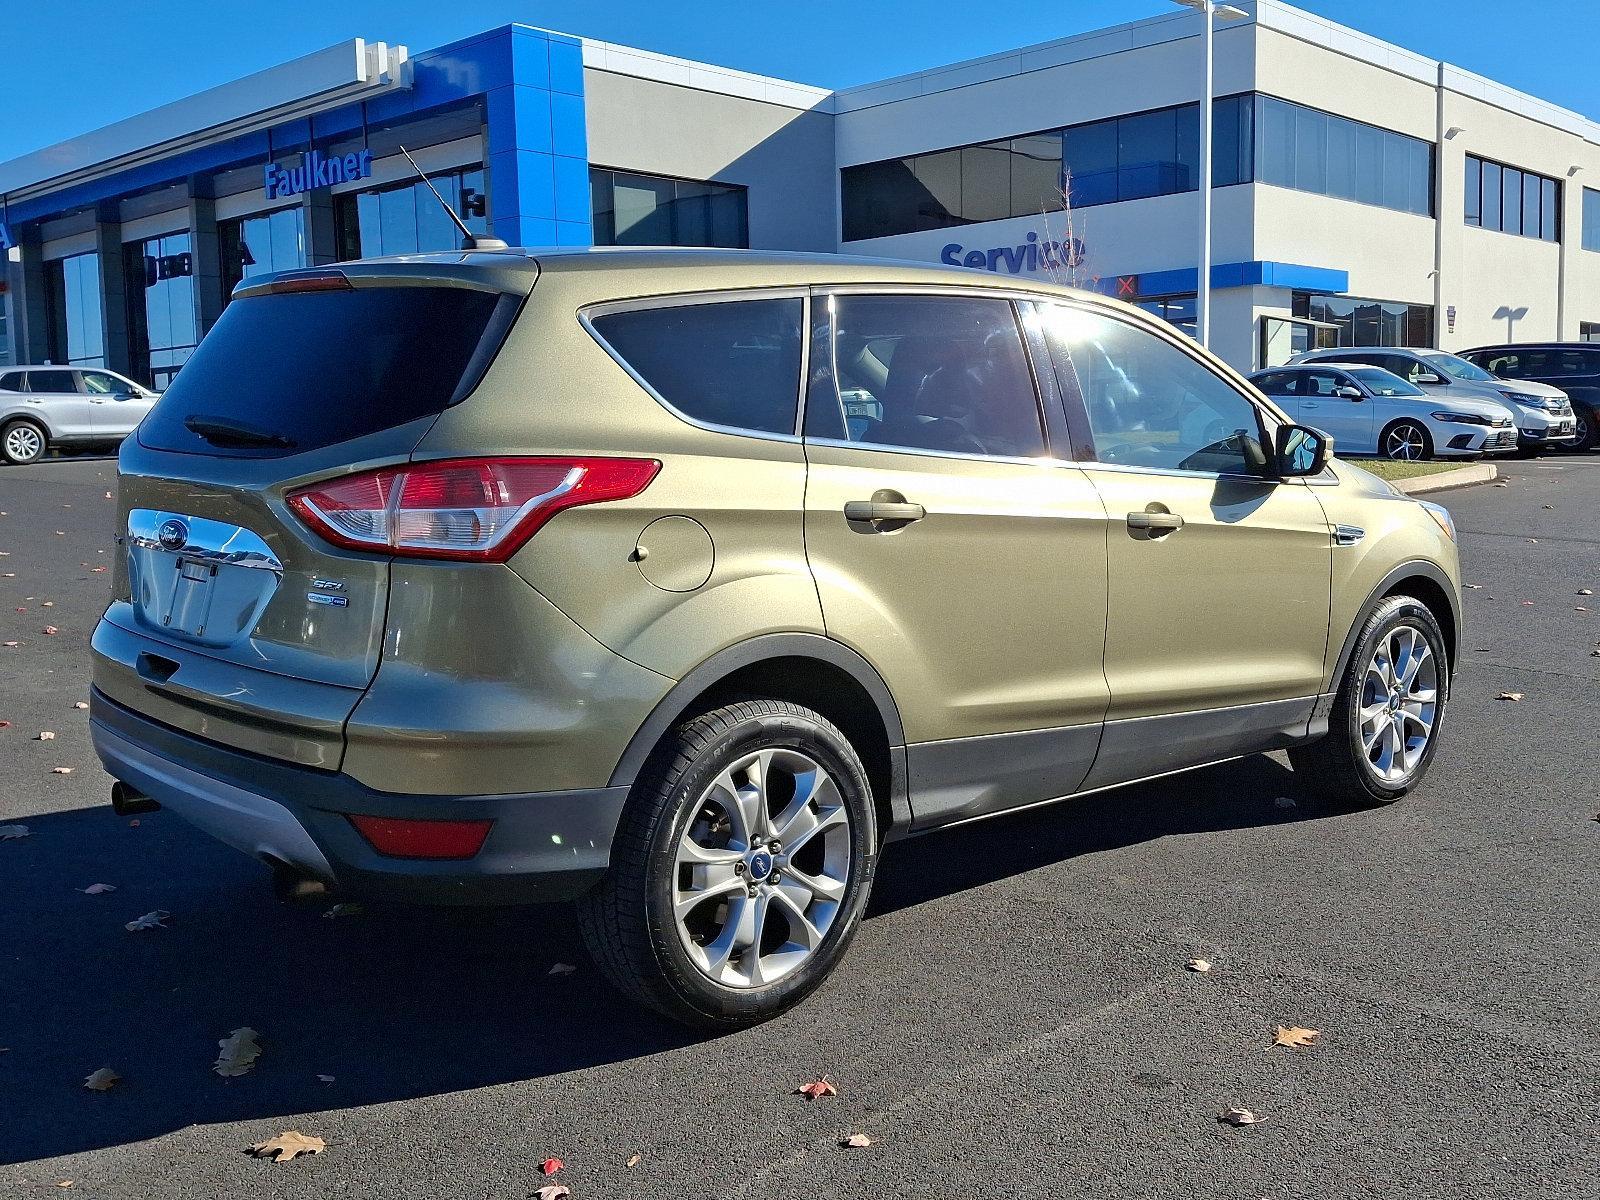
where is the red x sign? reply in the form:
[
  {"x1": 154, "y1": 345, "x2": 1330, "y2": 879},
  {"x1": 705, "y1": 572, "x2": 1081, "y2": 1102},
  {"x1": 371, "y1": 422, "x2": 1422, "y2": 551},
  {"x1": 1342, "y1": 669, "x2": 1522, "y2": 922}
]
[{"x1": 1116, "y1": 275, "x2": 1138, "y2": 297}]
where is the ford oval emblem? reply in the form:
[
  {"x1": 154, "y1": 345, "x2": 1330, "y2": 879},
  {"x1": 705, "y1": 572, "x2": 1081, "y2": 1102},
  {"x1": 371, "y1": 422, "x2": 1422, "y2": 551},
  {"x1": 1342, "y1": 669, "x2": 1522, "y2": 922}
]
[{"x1": 156, "y1": 518, "x2": 189, "y2": 552}]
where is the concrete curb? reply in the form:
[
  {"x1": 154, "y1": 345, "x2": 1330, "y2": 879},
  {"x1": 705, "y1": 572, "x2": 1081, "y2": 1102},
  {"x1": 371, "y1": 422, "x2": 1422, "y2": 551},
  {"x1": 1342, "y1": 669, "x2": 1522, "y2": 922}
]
[{"x1": 1391, "y1": 462, "x2": 1499, "y2": 495}]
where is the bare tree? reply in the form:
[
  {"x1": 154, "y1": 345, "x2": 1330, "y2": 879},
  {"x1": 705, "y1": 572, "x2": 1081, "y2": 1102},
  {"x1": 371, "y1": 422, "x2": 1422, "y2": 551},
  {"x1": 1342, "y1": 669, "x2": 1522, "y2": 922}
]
[{"x1": 1033, "y1": 167, "x2": 1090, "y2": 289}]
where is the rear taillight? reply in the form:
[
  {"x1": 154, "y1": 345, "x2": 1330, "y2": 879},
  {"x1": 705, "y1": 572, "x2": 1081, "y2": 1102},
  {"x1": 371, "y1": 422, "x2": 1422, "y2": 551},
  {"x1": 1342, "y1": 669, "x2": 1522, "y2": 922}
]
[{"x1": 286, "y1": 456, "x2": 659, "y2": 561}]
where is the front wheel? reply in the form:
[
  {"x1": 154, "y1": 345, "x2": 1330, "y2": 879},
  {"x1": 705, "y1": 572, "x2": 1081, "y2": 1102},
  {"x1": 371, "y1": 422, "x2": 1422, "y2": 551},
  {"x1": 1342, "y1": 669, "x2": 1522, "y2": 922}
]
[
  {"x1": 1, "y1": 418, "x2": 47, "y2": 465},
  {"x1": 580, "y1": 699, "x2": 879, "y2": 1028},
  {"x1": 1558, "y1": 405, "x2": 1595, "y2": 452},
  {"x1": 1380, "y1": 420, "x2": 1432, "y2": 461},
  {"x1": 1289, "y1": 596, "x2": 1449, "y2": 805}
]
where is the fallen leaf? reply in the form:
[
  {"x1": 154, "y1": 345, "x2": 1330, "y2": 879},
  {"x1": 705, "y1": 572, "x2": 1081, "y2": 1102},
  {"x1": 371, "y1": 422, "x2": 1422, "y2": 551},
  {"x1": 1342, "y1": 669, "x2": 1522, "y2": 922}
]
[
  {"x1": 1581, "y1": 589, "x2": 1595, "y2": 597},
  {"x1": 247, "y1": 1131, "x2": 325, "y2": 1163},
  {"x1": 73, "y1": 701, "x2": 89, "y2": 710},
  {"x1": 1493, "y1": 481, "x2": 1510, "y2": 488},
  {"x1": 37, "y1": 731, "x2": 55, "y2": 741},
  {"x1": 105, "y1": 492, "x2": 113, "y2": 499},
  {"x1": 0, "y1": 720, "x2": 9, "y2": 728},
  {"x1": 626, "y1": 1153, "x2": 641, "y2": 1168},
  {"x1": 1542, "y1": 504, "x2": 1555, "y2": 509},
  {"x1": 1464, "y1": 583, "x2": 1483, "y2": 590},
  {"x1": 83, "y1": 1068, "x2": 121, "y2": 1091},
  {"x1": 78, "y1": 884, "x2": 116, "y2": 895},
  {"x1": 91, "y1": 567, "x2": 107, "y2": 573},
  {"x1": 1497, "y1": 692, "x2": 1524, "y2": 702},
  {"x1": 796, "y1": 1077, "x2": 838, "y2": 1100},
  {"x1": 321, "y1": 903, "x2": 364, "y2": 919},
  {"x1": 1219, "y1": 1107, "x2": 1265, "y2": 1126},
  {"x1": 316, "y1": 1074, "x2": 335, "y2": 1084},
  {"x1": 215, "y1": 1027, "x2": 263, "y2": 1077},
  {"x1": 533, "y1": 1188, "x2": 570, "y2": 1200},
  {"x1": 1186, "y1": 958, "x2": 1213, "y2": 973},
  {"x1": 41, "y1": 601, "x2": 54, "y2": 607},
  {"x1": 1273, "y1": 1025, "x2": 1321, "y2": 1049},
  {"x1": 52, "y1": 767, "x2": 74, "y2": 774},
  {"x1": 0, "y1": 824, "x2": 29, "y2": 841},
  {"x1": 841, "y1": 1133, "x2": 873, "y2": 1148},
  {"x1": 125, "y1": 910, "x2": 171, "y2": 932},
  {"x1": 1273, "y1": 796, "x2": 1296, "y2": 809},
  {"x1": 42, "y1": 626, "x2": 59, "y2": 635},
  {"x1": 548, "y1": 962, "x2": 577, "y2": 976},
  {"x1": 3, "y1": 641, "x2": 20, "y2": 648},
  {"x1": 540, "y1": 1157, "x2": 564, "y2": 1176},
  {"x1": 55, "y1": 1182, "x2": 73, "y2": 1189}
]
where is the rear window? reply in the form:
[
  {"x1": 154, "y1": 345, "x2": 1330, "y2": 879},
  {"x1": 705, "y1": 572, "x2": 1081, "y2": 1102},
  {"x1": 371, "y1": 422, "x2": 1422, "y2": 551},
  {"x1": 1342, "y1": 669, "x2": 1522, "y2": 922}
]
[
  {"x1": 138, "y1": 285, "x2": 508, "y2": 456},
  {"x1": 589, "y1": 297, "x2": 803, "y2": 436}
]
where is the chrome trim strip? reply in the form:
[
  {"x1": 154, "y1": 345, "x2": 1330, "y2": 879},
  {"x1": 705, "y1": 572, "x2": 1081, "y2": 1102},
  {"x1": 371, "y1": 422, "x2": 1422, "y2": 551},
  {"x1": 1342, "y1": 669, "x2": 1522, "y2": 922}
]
[
  {"x1": 803, "y1": 435, "x2": 1068, "y2": 469},
  {"x1": 127, "y1": 509, "x2": 283, "y2": 574}
]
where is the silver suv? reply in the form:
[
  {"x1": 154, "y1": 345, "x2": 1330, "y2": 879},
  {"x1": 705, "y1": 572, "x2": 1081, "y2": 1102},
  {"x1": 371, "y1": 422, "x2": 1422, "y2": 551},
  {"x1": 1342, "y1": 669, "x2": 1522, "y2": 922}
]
[
  {"x1": 0, "y1": 366, "x2": 160, "y2": 464},
  {"x1": 1292, "y1": 348, "x2": 1574, "y2": 452}
]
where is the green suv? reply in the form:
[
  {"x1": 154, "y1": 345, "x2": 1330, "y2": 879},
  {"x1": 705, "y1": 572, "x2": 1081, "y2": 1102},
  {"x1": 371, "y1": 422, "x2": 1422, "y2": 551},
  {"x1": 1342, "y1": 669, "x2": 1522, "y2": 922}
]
[{"x1": 91, "y1": 249, "x2": 1461, "y2": 1027}]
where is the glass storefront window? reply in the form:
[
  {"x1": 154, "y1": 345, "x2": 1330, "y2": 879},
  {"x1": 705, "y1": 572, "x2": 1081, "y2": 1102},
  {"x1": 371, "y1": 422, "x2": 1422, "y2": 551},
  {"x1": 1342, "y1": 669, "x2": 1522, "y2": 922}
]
[
  {"x1": 219, "y1": 206, "x2": 306, "y2": 296},
  {"x1": 1292, "y1": 291, "x2": 1434, "y2": 348},
  {"x1": 590, "y1": 169, "x2": 748, "y2": 248},
  {"x1": 45, "y1": 252, "x2": 106, "y2": 367},
  {"x1": 335, "y1": 167, "x2": 488, "y2": 260},
  {"x1": 124, "y1": 232, "x2": 198, "y2": 390},
  {"x1": 1133, "y1": 293, "x2": 1198, "y2": 339}
]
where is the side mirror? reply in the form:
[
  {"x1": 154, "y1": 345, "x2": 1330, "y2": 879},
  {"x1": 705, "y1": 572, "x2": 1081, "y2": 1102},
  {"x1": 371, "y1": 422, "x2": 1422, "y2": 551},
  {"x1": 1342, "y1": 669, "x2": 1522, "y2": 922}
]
[
  {"x1": 1275, "y1": 424, "x2": 1332, "y2": 478},
  {"x1": 1415, "y1": 371, "x2": 1444, "y2": 385},
  {"x1": 1335, "y1": 385, "x2": 1364, "y2": 400}
]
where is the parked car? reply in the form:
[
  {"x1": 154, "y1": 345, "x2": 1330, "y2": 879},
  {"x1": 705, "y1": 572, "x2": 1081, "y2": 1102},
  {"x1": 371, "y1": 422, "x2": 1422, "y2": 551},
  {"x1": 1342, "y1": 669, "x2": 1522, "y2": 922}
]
[
  {"x1": 0, "y1": 365, "x2": 160, "y2": 465},
  {"x1": 90, "y1": 250, "x2": 1462, "y2": 1028},
  {"x1": 1248, "y1": 363, "x2": 1517, "y2": 459},
  {"x1": 1291, "y1": 347, "x2": 1575, "y2": 452},
  {"x1": 1458, "y1": 343, "x2": 1600, "y2": 451}
]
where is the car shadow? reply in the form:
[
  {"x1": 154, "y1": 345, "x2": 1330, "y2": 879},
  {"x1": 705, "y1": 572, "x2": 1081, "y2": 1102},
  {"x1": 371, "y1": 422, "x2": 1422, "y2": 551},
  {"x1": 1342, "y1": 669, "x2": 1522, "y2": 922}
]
[{"x1": 0, "y1": 753, "x2": 1341, "y2": 1164}]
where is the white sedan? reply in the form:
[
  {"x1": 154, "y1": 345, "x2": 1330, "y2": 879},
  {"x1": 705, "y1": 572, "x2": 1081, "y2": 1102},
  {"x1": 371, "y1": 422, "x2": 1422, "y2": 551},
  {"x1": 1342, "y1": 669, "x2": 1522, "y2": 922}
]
[{"x1": 1248, "y1": 363, "x2": 1518, "y2": 460}]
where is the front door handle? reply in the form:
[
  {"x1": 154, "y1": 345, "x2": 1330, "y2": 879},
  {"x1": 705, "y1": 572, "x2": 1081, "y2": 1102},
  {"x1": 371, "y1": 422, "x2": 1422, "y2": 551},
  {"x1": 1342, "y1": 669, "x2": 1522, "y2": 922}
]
[
  {"x1": 1126, "y1": 511, "x2": 1184, "y2": 534},
  {"x1": 844, "y1": 499, "x2": 926, "y2": 525}
]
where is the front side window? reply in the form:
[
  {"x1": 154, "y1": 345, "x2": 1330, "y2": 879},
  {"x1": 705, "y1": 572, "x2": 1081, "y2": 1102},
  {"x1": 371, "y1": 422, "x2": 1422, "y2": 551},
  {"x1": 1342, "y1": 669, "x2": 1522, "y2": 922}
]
[
  {"x1": 807, "y1": 295, "x2": 1046, "y2": 459},
  {"x1": 1346, "y1": 367, "x2": 1422, "y2": 397},
  {"x1": 1303, "y1": 369, "x2": 1354, "y2": 398},
  {"x1": 1041, "y1": 305, "x2": 1265, "y2": 476},
  {"x1": 589, "y1": 298, "x2": 802, "y2": 436},
  {"x1": 1423, "y1": 352, "x2": 1498, "y2": 383}
]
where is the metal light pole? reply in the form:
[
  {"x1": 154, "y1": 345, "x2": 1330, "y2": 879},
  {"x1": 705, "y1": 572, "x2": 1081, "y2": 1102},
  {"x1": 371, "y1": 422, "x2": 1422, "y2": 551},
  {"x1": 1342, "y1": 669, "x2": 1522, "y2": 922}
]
[{"x1": 1171, "y1": 1, "x2": 1246, "y2": 349}]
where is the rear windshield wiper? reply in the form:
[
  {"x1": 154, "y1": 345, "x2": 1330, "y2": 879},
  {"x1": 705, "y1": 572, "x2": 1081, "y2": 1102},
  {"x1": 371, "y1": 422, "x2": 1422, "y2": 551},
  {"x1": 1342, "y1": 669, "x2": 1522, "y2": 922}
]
[{"x1": 183, "y1": 415, "x2": 296, "y2": 450}]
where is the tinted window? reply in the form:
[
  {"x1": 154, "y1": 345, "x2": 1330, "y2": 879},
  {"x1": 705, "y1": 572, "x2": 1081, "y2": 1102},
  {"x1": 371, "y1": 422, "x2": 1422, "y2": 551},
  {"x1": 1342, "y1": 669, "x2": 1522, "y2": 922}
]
[
  {"x1": 1303, "y1": 370, "x2": 1352, "y2": 397},
  {"x1": 0, "y1": 372, "x2": 26, "y2": 392},
  {"x1": 1251, "y1": 370, "x2": 1297, "y2": 395},
  {"x1": 29, "y1": 370, "x2": 78, "y2": 394},
  {"x1": 1042, "y1": 305, "x2": 1264, "y2": 475},
  {"x1": 809, "y1": 295, "x2": 1046, "y2": 459},
  {"x1": 138, "y1": 285, "x2": 505, "y2": 457},
  {"x1": 592, "y1": 298, "x2": 802, "y2": 436}
]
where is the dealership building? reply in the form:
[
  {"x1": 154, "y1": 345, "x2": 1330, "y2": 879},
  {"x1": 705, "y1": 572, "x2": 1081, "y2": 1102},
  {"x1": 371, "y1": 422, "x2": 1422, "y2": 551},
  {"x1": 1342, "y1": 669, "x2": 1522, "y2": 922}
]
[{"x1": 3, "y1": 0, "x2": 1600, "y2": 383}]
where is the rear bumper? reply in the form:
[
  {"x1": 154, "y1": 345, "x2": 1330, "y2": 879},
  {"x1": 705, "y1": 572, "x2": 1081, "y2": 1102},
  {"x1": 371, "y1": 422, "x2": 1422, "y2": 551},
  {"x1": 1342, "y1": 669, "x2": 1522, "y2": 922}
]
[{"x1": 90, "y1": 689, "x2": 626, "y2": 904}]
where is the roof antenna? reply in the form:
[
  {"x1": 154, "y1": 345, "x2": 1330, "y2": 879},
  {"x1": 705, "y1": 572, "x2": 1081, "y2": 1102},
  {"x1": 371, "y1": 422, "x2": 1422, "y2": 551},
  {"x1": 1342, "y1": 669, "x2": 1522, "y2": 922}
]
[{"x1": 397, "y1": 145, "x2": 510, "y2": 251}]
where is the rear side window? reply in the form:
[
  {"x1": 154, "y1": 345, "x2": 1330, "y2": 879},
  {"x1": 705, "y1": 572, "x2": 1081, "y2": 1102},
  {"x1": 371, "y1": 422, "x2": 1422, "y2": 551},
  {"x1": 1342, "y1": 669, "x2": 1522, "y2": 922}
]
[
  {"x1": 589, "y1": 297, "x2": 803, "y2": 436},
  {"x1": 0, "y1": 372, "x2": 25, "y2": 392},
  {"x1": 809, "y1": 294, "x2": 1047, "y2": 458},
  {"x1": 137, "y1": 285, "x2": 507, "y2": 456},
  {"x1": 29, "y1": 370, "x2": 78, "y2": 394}
]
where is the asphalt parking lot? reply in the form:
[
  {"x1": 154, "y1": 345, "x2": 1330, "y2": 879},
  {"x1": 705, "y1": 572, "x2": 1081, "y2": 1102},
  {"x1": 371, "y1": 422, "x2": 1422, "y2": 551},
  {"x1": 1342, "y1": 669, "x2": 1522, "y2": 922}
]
[{"x1": 1, "y1": 454, "x2": 1597, "y2": 1198}]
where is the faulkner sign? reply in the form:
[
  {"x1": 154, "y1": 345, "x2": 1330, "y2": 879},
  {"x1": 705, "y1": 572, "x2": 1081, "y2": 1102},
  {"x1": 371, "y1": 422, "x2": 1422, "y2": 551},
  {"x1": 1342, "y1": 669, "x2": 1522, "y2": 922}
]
[{"x1": 263, "y1": 148, "x2": 374, "y2": 200}]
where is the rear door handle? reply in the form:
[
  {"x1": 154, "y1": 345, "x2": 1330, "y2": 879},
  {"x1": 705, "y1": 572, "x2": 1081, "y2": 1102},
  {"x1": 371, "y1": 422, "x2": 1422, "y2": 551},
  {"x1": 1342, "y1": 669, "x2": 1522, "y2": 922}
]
[
  {"x1": 845, "y1": 500, "x2": 926, "y2": 524},
  {"x1": 1126, "y1": 511, "x2": 1184, "y2": 533}
]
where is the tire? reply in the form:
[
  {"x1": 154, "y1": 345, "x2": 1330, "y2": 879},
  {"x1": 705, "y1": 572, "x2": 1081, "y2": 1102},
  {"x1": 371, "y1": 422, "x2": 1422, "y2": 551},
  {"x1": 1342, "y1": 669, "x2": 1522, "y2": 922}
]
[
  {"x1": 1, "y1": 418, "x2": 48, "y2": 466},
  {"x1": 1379, "y1": 419, "x2": 1432, "y2": 462},
  {"x1": 1289, "y1": 596, "x2": 1449, "y2": 805},
  {"x1": 1560, "y1": 405, "x2": 1596, "y2": 453},
  {"x1": 579, "y1": 699, "x2": 880, "y2": 1029}
]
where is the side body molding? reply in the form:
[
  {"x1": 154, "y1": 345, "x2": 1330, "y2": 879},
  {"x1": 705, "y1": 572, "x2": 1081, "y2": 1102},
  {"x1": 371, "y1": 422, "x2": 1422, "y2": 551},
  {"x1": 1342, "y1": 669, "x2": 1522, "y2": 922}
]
[{"x1": 606, "y1": 633, "x2": 914, "y2": 838}]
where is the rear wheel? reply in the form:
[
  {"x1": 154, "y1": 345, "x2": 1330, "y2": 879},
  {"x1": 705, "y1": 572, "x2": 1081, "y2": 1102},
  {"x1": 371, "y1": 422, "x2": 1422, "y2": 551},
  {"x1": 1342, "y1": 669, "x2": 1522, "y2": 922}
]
[
  {"x1": 579, "y1": 699, "x2": 879, "y2": 1028},
  {"x1": 1, "y1": 419, "x2": 47, "y2": 465},
  {"x1": 1380, "y1": 419, "x2": 1431, "y2": 461},
  {"x1": 1290, "y1": 596, "x2": 1448, "y2": 805},
  {"x1": 1560, "y1": 405, "x2": 1595, "y2": 452}
]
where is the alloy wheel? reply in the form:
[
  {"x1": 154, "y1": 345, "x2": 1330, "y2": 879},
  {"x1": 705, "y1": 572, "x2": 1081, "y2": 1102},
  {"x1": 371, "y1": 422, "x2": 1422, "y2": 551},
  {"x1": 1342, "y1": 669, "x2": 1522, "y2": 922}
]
[
  {"x1": 1383, "y1": 424, "x2": 1426, "y2": 461},
  {"x1": 672, "y1": 747, "x2": 852, "y2": 989},
  {"x1": 1359, "y1": 624, "x2": 1438, "y2": 784},
  {"x1": 4, "y1": 425, "x2": 43, "y2": 464}
]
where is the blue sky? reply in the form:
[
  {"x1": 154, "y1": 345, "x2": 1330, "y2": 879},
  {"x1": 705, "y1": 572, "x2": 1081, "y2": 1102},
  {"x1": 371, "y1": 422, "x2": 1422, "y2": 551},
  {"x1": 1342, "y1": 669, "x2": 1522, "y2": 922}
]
[{"x1": 3, "y1": 0, "x2": 1596, "y2": 163}]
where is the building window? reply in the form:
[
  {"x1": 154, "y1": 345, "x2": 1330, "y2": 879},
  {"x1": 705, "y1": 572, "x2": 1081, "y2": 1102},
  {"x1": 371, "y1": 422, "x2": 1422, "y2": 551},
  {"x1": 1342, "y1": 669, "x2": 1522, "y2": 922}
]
[
  {"x1": 44, "y1": 252, "x2": 106, "y2": 367},
  {"x1": 1255, "y1": 96, "x2": 1432, "y2": 216},
  {"x1": 334, "y1": 167, "x2": 488, "y2": 259},
  {"x1": 1133, "y1": 293, "x2": 1198, "y2": 340},
  {"x1": 0, "y1": 298, "x2": 11, "y2": 369},
  {"x1": 1292, "y1": 292, "x2": 1434, "y2": 348},
  {"x1": 1465, "y1": 154, "x2": 1559, "y2": 241},
  {"x1": 124, "y1": 232, "x2": 199, "y2": 390},
  {"x1": 1581, "y1": 321, "x2": 1600, "y2": 343},
  {"x1": 219, "y1": 206, "x2": 306, "y2": 296},
  {"x1": 590, "y1": 169, "x2": 748, "y2": 248},
  {"x1": 840, "y1": 96, "x2": 1253, "y2": 243},
  {"x1": 1583, "y1": 188, "x2": 1600, "y2": 252}
]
